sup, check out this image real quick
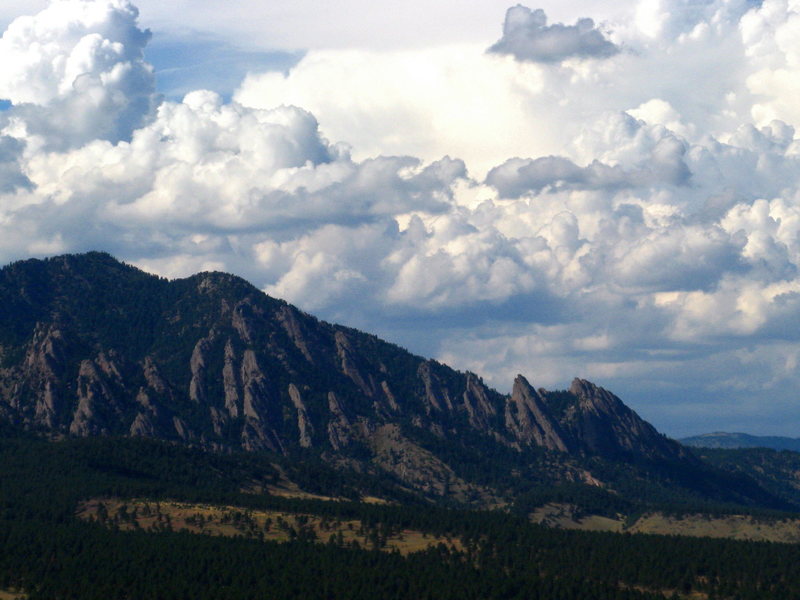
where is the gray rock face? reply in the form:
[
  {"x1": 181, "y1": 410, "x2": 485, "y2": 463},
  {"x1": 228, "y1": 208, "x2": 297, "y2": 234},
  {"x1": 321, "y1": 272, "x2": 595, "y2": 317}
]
[
  {"x1": 21, "y1": 324, "x2": 68, "y2": 428},
  {"x1": 188, "y1": 336, "x2": 212, "y2": 404},
  {"x1": 288, "y1": 383, "x2": 314, "y2": 448},
  {"x1": 232, "y1": 299, "x2": 258, "y2": 345},
  {"x1": 222, "y1": 340, "x2": 241, "y2": 418},
  {"x1": 326, "y1": 391, "x2": 353, "y2": 451},
  {"x1": 505, "y1": 375, "x2": 572, "y2": 452},
  {"x1": 418, "y1": 361, "x2": 454, "y2": 415},
  {"x1": 335, "y1": 331, "x2": 377, "y2": 398},
  {"x1": 462, "y1": 373, "x2": 496, "y2": 431},
  {"x1": 277, "y1": 305, "x2": 316, "y2": 364},
  {"x1": 130, "y1": 390, "x2": 160, "y2": 437},
  {"x1": 240, "y1": 349, "x2": 283, "y2": 453},
  {"x1": 172, "y1": 416, "x2": 192, "y2": 441},
  {"x1": 131, "y1": 357, "x2": 176, "y2": 439},
  {"x1": 142, "y1": 356, "x2": 169, "y2": 396},
  {"x1": 379, "y1": 380, "x2": 400, "y2": 414},
  {"x1": 70, "y1": 353, "x2": 128, "y2": 436},
  {"x1": 129, "y1": 407, "x2": 157, "y2": 438}
]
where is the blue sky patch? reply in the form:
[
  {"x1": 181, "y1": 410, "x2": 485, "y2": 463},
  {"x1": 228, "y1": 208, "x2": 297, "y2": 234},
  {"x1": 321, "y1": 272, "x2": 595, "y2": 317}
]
[{"x1": 145, "y1": 33, "x2": 304, "y2": 102}]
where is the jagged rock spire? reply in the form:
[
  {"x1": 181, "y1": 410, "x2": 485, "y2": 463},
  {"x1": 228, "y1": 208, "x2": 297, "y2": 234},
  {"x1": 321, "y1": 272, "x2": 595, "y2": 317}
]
[{"x1": 505, "y1": 375, "x2": 572, "y2": 452}]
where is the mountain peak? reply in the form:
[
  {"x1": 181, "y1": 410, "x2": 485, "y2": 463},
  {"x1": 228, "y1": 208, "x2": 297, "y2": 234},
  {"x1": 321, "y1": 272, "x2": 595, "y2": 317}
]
[{"x1": 563, "y1": 377, "x2": 688, "y2": 461}]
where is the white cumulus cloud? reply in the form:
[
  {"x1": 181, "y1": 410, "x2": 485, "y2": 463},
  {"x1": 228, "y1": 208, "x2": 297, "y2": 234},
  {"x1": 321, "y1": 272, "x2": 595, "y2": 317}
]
[{"x1": 0, "y1": 0, "x2": 157, "y2": 148}]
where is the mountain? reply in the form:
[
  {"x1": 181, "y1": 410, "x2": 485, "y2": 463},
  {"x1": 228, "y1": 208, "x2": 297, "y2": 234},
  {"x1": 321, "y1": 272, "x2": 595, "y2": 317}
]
[
  {"x1": 682, "y1": 432, "x2": 800, "y2": 452},
  {"x1": 0, "y1": 252, "x2": 790, "y2": 510}
]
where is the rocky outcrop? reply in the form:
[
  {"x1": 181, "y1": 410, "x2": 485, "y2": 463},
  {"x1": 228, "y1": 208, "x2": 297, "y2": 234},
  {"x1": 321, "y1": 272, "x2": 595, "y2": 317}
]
[
  {"x1": 505, "y1": 375, "x2": 572, "y2": 452},
  {"x1": 288, "y1": 383, "x2": 314, "y2": 448},
  {"x1": 172, "y1": 416, "x2": 192, "y2": 441},
  {"x1": 277, "y1": 305, "x2": 315, "y2": 364},
  {"x1": 335, "y1": 331, "x2": 376, "y2": 398},
  {"x1": 188, "y1": 336, "x2": 212, "y2": 404},
  {"x1": 19, "y1": 324, "x2": 69, "y2": 428},
  {"x1": 418, "y1": 362, "x2": 453, "y2": 415},
  {"x1": 130, "y1": 357, "x2": 175, "y2": 439},
  {"x1": 129, "y1": 406, "x2": 158, "y2": 438},
  {"x1": 462, "y1": 373, "x2": 496, "y2": 431},
  {"x1": 563, "y1": 378, "x2": 689, "y2": 461},
  {"x1": 327, "y1": 391, "x2": 353, "y2": 450},
  {"x1": 366, "y1": 424, "x2": 498, "y2": 503},
  {"x1": 142, "y1": 356, "x2": 169, "y2": 396},
  {"x1": 241, "y1": 351, "x2": 269, "y2": 419},
  {"x1": 222, "y1": 340, "x2": 241, "y2": 418},
  {"x1": 130, "y1": 390, "x2": 165, "y2": 438},
  {"x1": 380, "y1": 380, "x2": 400, "y2": 413},
  {"x1": 70, "y1": 353, "x2": 128, "y2": 436},
  {"x1": 240, "y1": 350, "x2": 283, "y2": 453},
  {"x1": 232, "y1": 299, "x2": 258, "y2": 344}
]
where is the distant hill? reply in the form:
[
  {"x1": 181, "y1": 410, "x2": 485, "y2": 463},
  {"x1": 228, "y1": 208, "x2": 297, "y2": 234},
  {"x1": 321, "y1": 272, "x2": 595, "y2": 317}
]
[{"x1": 681, "y1": 432, "x2": 800, "y2": 452}]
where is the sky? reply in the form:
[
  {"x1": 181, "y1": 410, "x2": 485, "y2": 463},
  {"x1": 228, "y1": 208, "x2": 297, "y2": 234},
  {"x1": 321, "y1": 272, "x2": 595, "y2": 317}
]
[{"x1": 1, "y1": 0, "x2": 800, "y2": 437}]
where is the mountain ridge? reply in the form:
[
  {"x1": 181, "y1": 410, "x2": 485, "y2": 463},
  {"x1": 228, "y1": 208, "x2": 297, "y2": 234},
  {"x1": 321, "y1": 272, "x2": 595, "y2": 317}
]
[
  {"x1": 681, "y1": 432, "x2": 800, "y2": 452},
  {"x1": 0, "y1": 252, "x2": 789, "y2": 511}
]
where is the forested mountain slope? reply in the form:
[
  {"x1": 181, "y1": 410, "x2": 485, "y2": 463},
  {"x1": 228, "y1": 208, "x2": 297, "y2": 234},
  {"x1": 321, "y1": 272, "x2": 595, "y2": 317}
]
[{"x1": 0, "y1": 252, "x2": 789, "y2": 511}]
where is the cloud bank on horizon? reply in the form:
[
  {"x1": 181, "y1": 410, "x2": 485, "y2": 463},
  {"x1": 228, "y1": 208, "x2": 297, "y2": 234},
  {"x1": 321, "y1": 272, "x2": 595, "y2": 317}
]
[{"x1": 1, "y1": 0, "x2": 800, "y2": 436}]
